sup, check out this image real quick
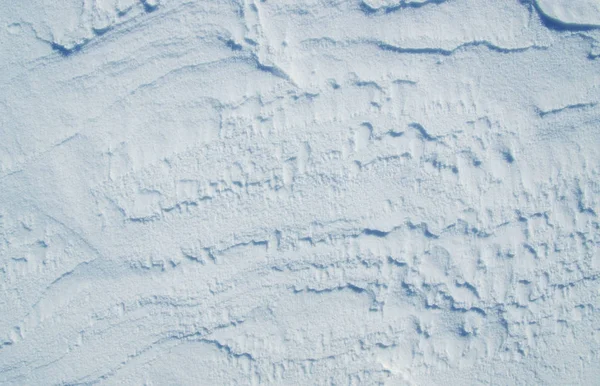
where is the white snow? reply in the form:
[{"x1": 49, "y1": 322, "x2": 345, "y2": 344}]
[
  {"x1": 0, "y1": 0, "x2": 599, "y2": 384},
  {"x1": 536, "y1": 0, "x2": 600, "y2": 27}
]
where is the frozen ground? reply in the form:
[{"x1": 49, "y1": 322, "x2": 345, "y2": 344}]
[{"x1": 0, "y1": 0, "x2": 599, "y2": 384}]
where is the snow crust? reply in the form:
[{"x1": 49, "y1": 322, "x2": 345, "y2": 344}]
[
  {"x1": 536, "y1": 0, "x2": 600, "y2": 28},
  {"x1": 1, "y1": 0, "x2": 600, "y2": 384}
]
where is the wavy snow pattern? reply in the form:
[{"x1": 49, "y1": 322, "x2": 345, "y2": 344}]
[{"x1": 0, "y1": 0, "x2": 599, "y2": 385}]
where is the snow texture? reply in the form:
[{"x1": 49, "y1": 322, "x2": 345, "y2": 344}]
[
  {"x1": 0, "y1": 0, "x2": 599, "y2": 384},
  {"x1": 535, "y1": 0, "x2": 600, "y2": 28}
]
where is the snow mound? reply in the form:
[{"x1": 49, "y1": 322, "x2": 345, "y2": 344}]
[
  {"x1": 535, "y1": 0, "x2": 600, "y2": 28},
  {"x1": 360, "y1": 0, "x2": 443, "y2": 13}
]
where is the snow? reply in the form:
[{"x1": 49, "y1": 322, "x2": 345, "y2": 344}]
[
  {"x1": 536, "y1": 0, "x2": 600, "y2": 28},
  {"x1": 0, "y1": 0, "x2": 599, "y2": 384}
]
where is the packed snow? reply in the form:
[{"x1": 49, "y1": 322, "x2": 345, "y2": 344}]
[{"x1": 1, "y1": 0, "x2": 599, "y2": 384}]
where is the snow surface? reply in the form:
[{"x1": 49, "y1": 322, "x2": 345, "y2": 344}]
[
  {"x1": 536, "y1": 0, "x2": 600, "y2": 28},
  {"x1": 1, "y1": 0, "x2": 600, "y2": 384}
]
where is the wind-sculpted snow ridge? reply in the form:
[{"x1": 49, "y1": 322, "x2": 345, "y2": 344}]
[
  {"x1": 534, "y1": 0, "x2": 600, "y2": 29},
  {"x1": 1, "y1": 0, "x2": 600, "y2": 384},
  {"x1": 359, "y1": 0, "x2": 448, "y2": 14},
  {"x1": 7, "y1": 0, "x2": 164, "y2": 56}
]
